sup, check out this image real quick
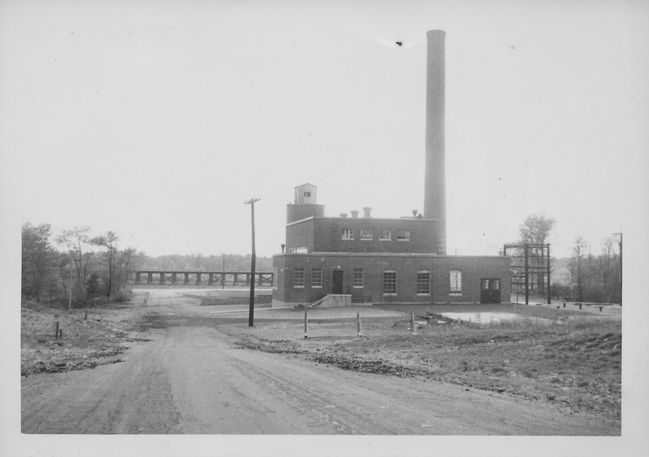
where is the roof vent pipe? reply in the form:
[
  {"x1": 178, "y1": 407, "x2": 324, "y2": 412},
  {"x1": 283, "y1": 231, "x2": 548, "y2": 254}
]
[{"x1": 363, "y1": 207, "x2": 372, "y2": 218}]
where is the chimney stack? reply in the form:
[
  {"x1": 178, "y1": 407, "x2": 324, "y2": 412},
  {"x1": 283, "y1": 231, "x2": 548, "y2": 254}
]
[
  {"x1": 362, "y1": 207, "x2": 372, "y2": 218},
  {"x1": 350, "y1": 210, "x2": 359, "y2": 218},
  {"x1": 424, "y1": 30, "x2": 447, "y2": 255}
]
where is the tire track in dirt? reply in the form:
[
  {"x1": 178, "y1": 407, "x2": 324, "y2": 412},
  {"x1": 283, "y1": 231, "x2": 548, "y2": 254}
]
[{"x1": 22, "y1": 289, "x2": 621, "y2": 435}]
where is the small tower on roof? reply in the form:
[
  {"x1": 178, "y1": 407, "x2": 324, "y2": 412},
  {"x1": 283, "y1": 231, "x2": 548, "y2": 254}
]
[
  {"x1": 294, "y1": 183, "x2": 317, "y2": 204},
  {"x1": 287, "y1": 183, "x2": 325, "y2": 223}
]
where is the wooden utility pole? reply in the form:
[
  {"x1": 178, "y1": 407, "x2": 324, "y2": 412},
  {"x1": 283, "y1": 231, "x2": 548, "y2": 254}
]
[
  {"x1": 546, "y1": 243, "x2": 551, "y2": 305},
  {"x1": 244, "y1": 198, "x2": 260, "y2": 327},
  {"x1": 524, "y1": 243, "x2": 529, "y2": 305},
  {"x1": 613, "y1": 232, "x2": 622, "y2": 306},
  {"x1": 221, "y1": 253, "x2": 225, "y2": 289},
  {"x1": 619, "y1": 232, "x2": 623, "y2": 307},
  {"x1": 66, "y1": 271, "x2": 73, "y2": 311}
]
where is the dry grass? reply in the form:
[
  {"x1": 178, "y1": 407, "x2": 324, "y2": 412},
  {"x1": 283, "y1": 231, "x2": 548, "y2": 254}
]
[
  {"x1": 21, "y1": 300, "x2": 144, "y2": 376},
  {"x1": 225, "y1": 309, "x2": 621, "y2": 419}
]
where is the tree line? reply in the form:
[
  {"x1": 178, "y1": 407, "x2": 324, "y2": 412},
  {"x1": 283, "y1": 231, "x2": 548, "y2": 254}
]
[
  {"x1": 562, "y1": 234, "x2": 622, "y2": 304},
  {"x1": 21, "y1": 222, "x2": 274, "y2": 307},
  {"x1": 22, "y1": 223, "x2": 139, "y2": 306}
]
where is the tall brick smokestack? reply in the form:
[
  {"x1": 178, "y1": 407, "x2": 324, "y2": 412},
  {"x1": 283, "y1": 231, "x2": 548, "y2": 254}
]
[{"x1": 424, "y1": 30, "x2": 446, "y2": 255}]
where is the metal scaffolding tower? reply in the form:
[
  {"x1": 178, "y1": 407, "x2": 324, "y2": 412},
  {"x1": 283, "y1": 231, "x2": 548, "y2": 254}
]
[{"x1": 503, "y1": 243, "x2": 551, "y2": 305}]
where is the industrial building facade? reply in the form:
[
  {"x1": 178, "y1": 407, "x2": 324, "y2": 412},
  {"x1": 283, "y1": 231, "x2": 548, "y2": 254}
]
[
  {"x1": 272, "y1": 185, "x2": 510, "y2": 307},
  {"x1": 271, "y1": 30, "x2": 511, "y2": 307}
]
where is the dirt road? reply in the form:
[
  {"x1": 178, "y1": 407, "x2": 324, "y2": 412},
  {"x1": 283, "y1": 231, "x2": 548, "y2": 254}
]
[{"x1": 21, "y1": 290, "x2": 618, "y2": 434}]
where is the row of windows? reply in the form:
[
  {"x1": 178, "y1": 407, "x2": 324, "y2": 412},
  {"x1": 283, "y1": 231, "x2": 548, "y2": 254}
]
[
  {"x1": 341, "y1": 229, "x2": 410, "y2": 241},
  {"x1": 294, "y1": 268, "x2": 364, "y2": 288},
  {"x1": 382, "y1": 270, "x2": 434, "y2": 295},
  {"x1": 383, "y1": 270, "x2": 463, "y2": 295},
  {"x1": 292, "y1": 268, "x2": 463, "y2": 295}
]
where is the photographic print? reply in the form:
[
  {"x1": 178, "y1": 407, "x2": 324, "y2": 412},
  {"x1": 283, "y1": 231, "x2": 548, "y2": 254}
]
[{"x1": 2, "y1": 1, "x2": 648, "y2": 456}]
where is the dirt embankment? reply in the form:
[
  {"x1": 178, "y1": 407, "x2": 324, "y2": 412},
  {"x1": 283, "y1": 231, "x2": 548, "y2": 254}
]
[
  {"x1": 21, "y1": 299, "x2": 148, "y2": 376},
  {"x1": 227, "y1": 313, "x2": 621, "y2": 420}
]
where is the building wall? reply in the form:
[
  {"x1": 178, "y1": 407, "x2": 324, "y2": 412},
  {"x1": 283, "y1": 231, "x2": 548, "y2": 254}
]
[
  {"x1": 272, "y1": 253, "x2": 511, "y2": 305},
  {"x1": 286, "y1": 203, "x2": 325, "y2": 224},
  {"x1": 285, "y1": 218, "x2": 315, "y2": 252},
  {"x1": 286, "y1": 217, "x2": 443, "y2": 254}
]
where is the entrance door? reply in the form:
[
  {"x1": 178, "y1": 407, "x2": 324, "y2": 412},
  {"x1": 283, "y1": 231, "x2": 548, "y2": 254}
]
[
  {"x1": 480, "y1": 278, "x2": 501, "y2": 304},
  {"x1": 332, "y1": 270, "x2": 344, "y2": 294}
]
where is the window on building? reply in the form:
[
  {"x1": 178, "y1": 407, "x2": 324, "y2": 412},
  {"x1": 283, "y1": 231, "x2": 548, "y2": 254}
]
[
  {"x1": 383, "y1": 271, "x2": 397, "y2": 295},
  {"x1": 311, "y1": 268, "x2": 322, "y2": 288},
  {"x1": 449, "y1": 270, "x2": 462, "y2": 295},
  {"x1": 360, "y1": 229, "x2": 373, "y2": 240},
  {"x1": 342, "y1": 228, "x2": 354, "y2": 240},
  {"x1": 288, "y1": 247, "x2": 308, "y2": 254},
  {"x1": 379, "y1": 230, "x2": 391, "y2": 241},
  {"x1": 353, "y1": 268, "x2": 363, "y2": 288},
  {"x1": 396, "y1": 230, "x2": 410, "y2": 241},
  {"x1": 304, "y1": 191, "x2": 311, "y2": 198},
  {"x1": 417, "y1": 271, "x2": 430, "y2": 295},
  {"x1": 294, "y1": 268, "x2": 305, "y2": 288},
  {"x1": 273, "y1": 267, "x2": 278, "y2": 290}
]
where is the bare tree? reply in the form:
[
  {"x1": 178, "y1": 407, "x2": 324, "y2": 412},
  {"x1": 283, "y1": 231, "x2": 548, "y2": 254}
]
[
  {"x1": 55, "y1": 226, "x2": 93, "y2": 300},
  {"x1": 92, "y1": 231, "x2": 119, "y2": 300},
  {"x1": 570, "y1": 236, "x2": 588, "y2": 302},
  {"x1": 519, "y1": 214, "x2": 556, "y2": 245}
]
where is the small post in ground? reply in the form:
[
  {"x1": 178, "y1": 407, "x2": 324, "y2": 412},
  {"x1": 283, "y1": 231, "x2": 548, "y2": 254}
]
[
  {"x1": 55, "y1": 321, "x2": 60, "y2": 340},
  {"x1": 411, "y1": 312, "x2": 417, "y2": 335},
  {"x1": 356, "y1": 311, "x2": 362, "y2": 337},
  {"x1": 304, "y1": 306, "x2": 308, "y2": 339}
]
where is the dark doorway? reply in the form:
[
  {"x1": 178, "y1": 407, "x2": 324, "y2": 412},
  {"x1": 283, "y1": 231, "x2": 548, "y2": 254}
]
[
  {"x1": 480, "y1": 278, "x2": 501, "y2": 304},
  {"x1": 332, "y1": 270, "x2": 344, "y2": 294}
]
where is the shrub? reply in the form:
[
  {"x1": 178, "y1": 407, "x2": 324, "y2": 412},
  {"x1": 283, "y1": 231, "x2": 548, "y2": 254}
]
[
  {"x1": 551, "y1": 283, "x2": 571, "y2": 300},
  {"x1": 112, "y1": 288, "x2": 133, "y2": 303}
]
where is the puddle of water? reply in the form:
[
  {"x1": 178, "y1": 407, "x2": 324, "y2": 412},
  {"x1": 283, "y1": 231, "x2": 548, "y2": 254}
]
[{"x1": 440, "y1": 312, "x2": 550, "y2": 325}]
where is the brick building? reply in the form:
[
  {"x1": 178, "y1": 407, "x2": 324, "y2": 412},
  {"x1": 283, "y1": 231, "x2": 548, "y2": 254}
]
[
  {"x1": 271, "y1": 30, "x2": 510, "y2": 307},
  {"x1": 272, "y1": 185, "x2": 510, "y2": 307}
]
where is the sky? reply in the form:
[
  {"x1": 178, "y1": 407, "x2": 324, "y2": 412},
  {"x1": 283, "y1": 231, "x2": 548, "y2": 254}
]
[{"x1": 1, "y1": 0, "x2": 648, "y2": 259}]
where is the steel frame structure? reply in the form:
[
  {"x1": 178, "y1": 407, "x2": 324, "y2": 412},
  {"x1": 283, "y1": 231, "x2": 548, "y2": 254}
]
[{"x1": 503, "y1": 243, "x2": 551, "y2": 305}]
